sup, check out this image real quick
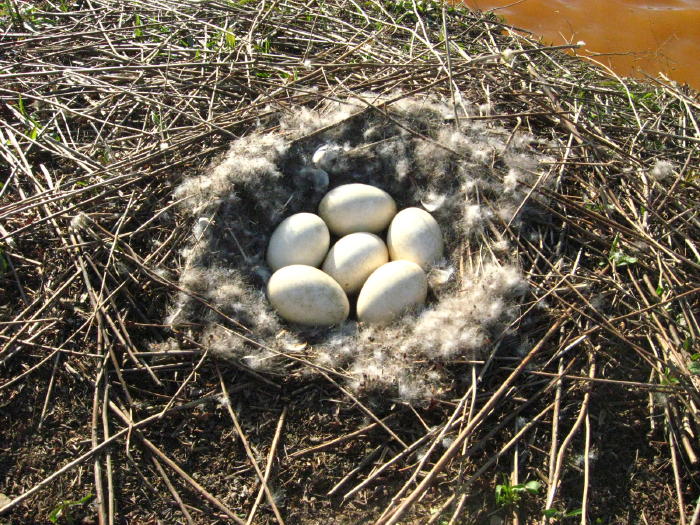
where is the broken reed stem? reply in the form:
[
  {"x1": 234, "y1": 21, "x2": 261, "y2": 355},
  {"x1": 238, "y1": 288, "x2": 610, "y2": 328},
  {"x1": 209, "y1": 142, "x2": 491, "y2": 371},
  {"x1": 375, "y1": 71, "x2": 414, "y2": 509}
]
[
  {"x1": 581, "y1": 373, "x2": 592, "y2": 525},
  {"x1": 246, "y1": 406, "x2": 287, "y2": 525},
  {"x1": 667, "y1": 403, "x2": 689, "y2": 525},
  {"x1": 149, "y1": 455, "x2": 195, "y2": 525},
  {"x1": 545, "y1": 354, "x2": 595, "y2": 511}
]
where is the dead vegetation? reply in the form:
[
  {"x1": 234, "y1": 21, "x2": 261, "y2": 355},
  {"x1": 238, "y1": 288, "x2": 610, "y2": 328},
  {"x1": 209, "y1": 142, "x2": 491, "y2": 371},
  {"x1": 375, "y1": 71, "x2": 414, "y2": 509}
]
[{"x1": 0, "y1": 0, "x2": 698, "y2": 523}]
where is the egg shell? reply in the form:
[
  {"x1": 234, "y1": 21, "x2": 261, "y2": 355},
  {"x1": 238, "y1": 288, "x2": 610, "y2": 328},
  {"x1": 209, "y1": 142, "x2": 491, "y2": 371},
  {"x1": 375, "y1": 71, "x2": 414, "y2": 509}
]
[
  {"x1": 322, "y1": 233, "x2": 389, "y2": 294},
  {"x1": 356, "y1": 261, "x2": 428, "y2": 324},
  {"x1": 387, "y1": 207, "x2": 443, "y2": 269},
  {"x1": 318, "y1": 183, "x2": 397, "y2": 236},
  {"x1": 267, "y1": 265, "x2": 349, "y2": 326},
  {"x1": 266, "y1": 213, "x2": 330, "y2": 271}
]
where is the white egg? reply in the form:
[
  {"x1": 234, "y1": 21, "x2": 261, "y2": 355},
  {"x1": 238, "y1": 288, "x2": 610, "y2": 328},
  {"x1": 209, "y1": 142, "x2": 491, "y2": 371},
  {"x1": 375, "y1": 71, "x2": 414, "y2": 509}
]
[
  {"x1": 387, "y1": 207, "x2": 443, "y2": 269},
  {"x1": 267, "y1": 265, "x2": 349, "y2": 326},
  {"x1": 322, "y1": 233, "x2": 389, "y2": 294},
  {"x1": 318, "y1": 184, "x2": 397, "y2": 236},
  {"x1": 266, "y1": 213, "x2": 330, "y2": 271},
  {"x1": 356, "y1": 261, "x2": 428, "y2": 324}
]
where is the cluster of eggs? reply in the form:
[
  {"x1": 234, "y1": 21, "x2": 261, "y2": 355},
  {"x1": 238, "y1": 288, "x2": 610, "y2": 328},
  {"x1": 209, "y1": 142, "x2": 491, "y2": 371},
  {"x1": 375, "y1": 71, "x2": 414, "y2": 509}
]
[{"x1": 266, "y1": 183, "x2": 443, "y2": 326}]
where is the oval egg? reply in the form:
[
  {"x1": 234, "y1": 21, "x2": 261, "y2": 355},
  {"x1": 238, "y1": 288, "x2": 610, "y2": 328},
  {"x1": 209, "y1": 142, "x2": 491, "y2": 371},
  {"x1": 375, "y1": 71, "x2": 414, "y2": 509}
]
[
  {"x1": 267, "y1": 265, "x2": 349, "y2": 326},
  {"x1": 266, "y1": 213, "x2": 330, "y2": 271},
  {"x1": 322, "y1": 232, "x2": 389, "y2": 294},
  {"x1": 356, "y1": 261, "x2": 428, "y2": 324},
  {"x1": 318, "y1": 183, "x2": 397, "y2": 236},
  {"x1": 387, "y1": 207, "x2": 443, "y2": 269}
]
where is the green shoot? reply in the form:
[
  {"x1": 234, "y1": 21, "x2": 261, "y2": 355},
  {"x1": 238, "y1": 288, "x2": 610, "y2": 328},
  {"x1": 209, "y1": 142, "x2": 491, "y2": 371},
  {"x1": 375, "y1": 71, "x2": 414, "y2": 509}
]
[
  {"x1": 134, "y1": 13, "x2": 143, "y2": 38},
  {"x1": 48, "y1": 493, "x2": 93, "y2": 524},
  {"x1": 661, "y1": 367, "x2": 679, "y2": 385},
  {"x1": 495, "y1": 475, "x2": 541, "y2": 508},
  {"x1": 607, "y1": 234, "x2": 637, "y2": 267}
]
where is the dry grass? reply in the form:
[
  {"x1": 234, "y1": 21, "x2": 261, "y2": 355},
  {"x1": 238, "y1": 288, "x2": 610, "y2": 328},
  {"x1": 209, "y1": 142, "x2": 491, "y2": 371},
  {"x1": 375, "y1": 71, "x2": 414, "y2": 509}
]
[{"x1": 0, "y1": 0, "x2": 698, "y2": 523}]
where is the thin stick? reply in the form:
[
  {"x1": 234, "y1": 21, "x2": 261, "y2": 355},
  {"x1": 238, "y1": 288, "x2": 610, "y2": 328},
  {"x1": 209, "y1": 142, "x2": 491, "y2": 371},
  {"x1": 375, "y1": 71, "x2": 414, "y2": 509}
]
[
  {"x1": 109, "y1": 401, "x2": 246, "y2": 525},
  {"x1": 216, "y1": 366, "x2": 286, "y2": 525},
  {"x1": 667, "y1": 405, "x2": 689, "y2": 525},
  {"x1": 378, "y1": 314, "x2": 568, "y2": 525},
  {"x1": 545, "y1": 357, "x2": 595, "y2": 510},
  {"x1": 246, "y1": 406, "x2": 287, "y2": 525},
  {"x1": 0, "y1": 395, "x2": 217, "y2": 516},
  {"x1": 290, "y1": 420, "x2": 383, "y2": 458},
  {"x1": 149, "y1": 455, "x2": 195, "y2": 525},
  {"x1": 581, "y1": 376, "x2": 592, "y2": 525}
]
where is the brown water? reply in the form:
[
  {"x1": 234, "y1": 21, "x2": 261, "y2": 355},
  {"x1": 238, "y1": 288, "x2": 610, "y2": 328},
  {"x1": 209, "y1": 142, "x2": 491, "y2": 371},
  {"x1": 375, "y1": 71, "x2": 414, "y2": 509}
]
[{"x1": 462, "y1": 0, "x2": 700, "y2": 89}]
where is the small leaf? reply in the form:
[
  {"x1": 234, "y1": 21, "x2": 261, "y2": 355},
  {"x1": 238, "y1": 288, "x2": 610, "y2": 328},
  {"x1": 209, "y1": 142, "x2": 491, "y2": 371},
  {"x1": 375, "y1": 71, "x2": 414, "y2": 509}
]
[
  {"x1": 609, "y1": 250, "x2": 637, "y2": 266},
  {"x1": 543, "y1": 508, "x2": 559, "y2": 518},
  {"x1": 607, "y1": 234, "x2": 638, "y2": 267},
  {"x1": 524, "y1": 480, "x2": 541, "y2": 494},
  {"x1": 661, "y1": 367, "x2": 680, "y2": 385},
  {"x1": 48, "y1": 505, "x2": 63, "y2": 523},
  {"x1": 495, "y1": 484, "x2": 503, "y2": 503},
  {"x1": 566, "y1": 508, "x2": 583, "y2": 517},
  {"x1": 77, "y1": 493, "x2": 93, "y2": 504}
]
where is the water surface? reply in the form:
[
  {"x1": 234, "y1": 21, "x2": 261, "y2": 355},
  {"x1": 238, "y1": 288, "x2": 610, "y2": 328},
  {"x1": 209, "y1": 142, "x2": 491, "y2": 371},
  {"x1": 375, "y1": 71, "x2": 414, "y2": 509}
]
[{"x1": 462, "y1": 0, "x2": 700, "y2": 89}]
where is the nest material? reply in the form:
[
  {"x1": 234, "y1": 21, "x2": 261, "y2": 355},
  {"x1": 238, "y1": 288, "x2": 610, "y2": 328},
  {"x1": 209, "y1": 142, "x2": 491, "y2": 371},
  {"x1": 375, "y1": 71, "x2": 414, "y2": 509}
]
[
  {"x1": 171, "y1": 95, "x2": 543, "y2": 399},
  {"x1": 0, "y1": 0, "x2": 698, "y2": 524}
]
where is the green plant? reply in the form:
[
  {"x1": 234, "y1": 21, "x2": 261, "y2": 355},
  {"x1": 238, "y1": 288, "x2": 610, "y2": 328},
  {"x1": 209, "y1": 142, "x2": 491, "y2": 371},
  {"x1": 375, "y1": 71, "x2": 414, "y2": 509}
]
[
  {"x1": 606, "y1": 234, "x2": 637, "y2": 267},
  {"x1": 48, "y1": 493, "x2": 93, "y2": 524},
  {"x1": 1, "y1": 0, "x2": 23, "y2": 25},
  {"x1": 254, "y1": 37, "x2": 270, "y2": 53},
  {"x1": 224, "y1": 30, "x2": 236, "y2": 49},
  {"x1": 134, "y1": 13, "x2": 144, "y2": 38},
  {"x1": 494, "y1": 475, "x2": 541, "y2": 508},
  {"x1": 17, "y1": 95, "x2": 41, "y2": 140},
  {"x1": 661, "y1": 367, "x2": 680, "y2": 385},
  {"x1": 688, "y1": 349, "x2": 700, "y2": 375},
  {"x1": 655, "y1": 281, "x2": 665, "y2": 297}
]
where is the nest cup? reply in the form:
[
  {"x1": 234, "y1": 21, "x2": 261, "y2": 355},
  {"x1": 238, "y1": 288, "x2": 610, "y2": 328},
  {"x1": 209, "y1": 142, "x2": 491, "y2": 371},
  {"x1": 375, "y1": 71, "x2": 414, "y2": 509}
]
[{"x1": 171, "y1": 95, "x2": 548, "y2": 401}]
